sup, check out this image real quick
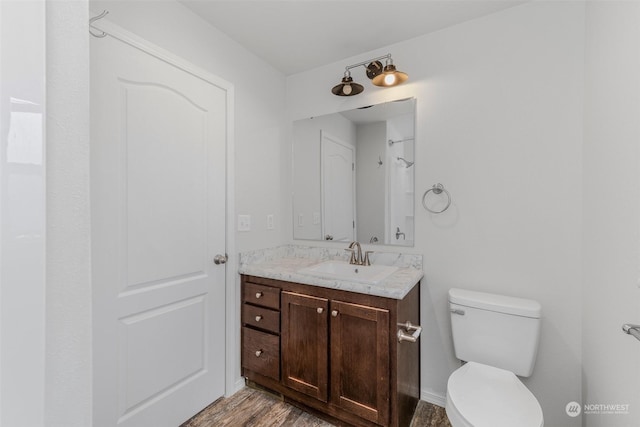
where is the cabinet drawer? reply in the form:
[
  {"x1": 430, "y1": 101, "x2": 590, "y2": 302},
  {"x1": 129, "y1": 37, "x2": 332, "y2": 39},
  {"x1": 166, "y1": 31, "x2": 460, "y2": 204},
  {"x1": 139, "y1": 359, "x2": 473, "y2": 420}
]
[
  {"x1": 244, "y1": 282, "x2": 280, "y2": 310},
  {"x1": 243, "y1": 303, "x2": 280, "y2": 333},
  {"x1": 242, "y1": 327, "x2": 280, "y2": 381}
]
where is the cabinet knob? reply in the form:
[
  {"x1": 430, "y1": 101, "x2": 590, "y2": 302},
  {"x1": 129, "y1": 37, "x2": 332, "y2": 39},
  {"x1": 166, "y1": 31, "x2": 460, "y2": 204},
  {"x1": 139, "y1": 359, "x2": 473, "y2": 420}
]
[
  {"x1": 317, "y1": 307, "x2": 324, "y2": 314},
  {"x1": 255, "y1": 350, "x2": 263, "y2": 357},
  {"x1": 255, "y1": 292, "x2": 263, "y2": 299},
  {"x1": 255, "y1": 315, "x2": 263, "y2": 322},
  {"x1": 331, "y1": 310, "x2": 339, "y2": 317}
]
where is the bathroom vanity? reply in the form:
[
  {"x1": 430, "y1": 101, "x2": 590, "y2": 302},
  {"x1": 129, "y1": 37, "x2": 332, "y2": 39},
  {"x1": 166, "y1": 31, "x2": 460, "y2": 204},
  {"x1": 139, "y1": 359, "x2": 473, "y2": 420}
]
[{"x1": 239, "y1": 246, "x2": 423, "y2": 427}]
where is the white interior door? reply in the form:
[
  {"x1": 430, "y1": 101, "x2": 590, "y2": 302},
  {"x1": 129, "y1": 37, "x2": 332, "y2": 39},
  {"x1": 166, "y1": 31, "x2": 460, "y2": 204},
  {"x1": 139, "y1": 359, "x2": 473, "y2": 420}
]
[
  {"x1": 91, "y1": 27, "x2": 228, "y2": 427},
  {"x1": 321, "y1": 131, "x2": 355, "y2": 242}
]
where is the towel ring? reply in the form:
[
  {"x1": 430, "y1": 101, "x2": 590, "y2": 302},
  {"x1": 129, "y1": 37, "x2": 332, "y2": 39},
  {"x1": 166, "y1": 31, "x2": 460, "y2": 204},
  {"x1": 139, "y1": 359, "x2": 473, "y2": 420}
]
[{"x1": 422, "y1": 183, "x2": 451, "y2": 214}]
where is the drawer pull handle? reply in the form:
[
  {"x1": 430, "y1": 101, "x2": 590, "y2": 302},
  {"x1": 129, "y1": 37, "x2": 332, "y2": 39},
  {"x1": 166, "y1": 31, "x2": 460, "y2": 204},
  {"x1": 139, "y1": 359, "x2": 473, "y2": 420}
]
[
  {"x1": 255, "y1": 292, "x2": 263, "y2": 299},
  {"x1": 255, "y1": 315, "x2": 263, "y2": 322},
  {"x1": 317, "y1": 308, "x2": 324, "y2": 314},
  {"x1": 255, "y1": 350, "x2": 263, "y2": 357},
  {"x1": 331, "y1": 310, "x2": 339, "y2": 317}
]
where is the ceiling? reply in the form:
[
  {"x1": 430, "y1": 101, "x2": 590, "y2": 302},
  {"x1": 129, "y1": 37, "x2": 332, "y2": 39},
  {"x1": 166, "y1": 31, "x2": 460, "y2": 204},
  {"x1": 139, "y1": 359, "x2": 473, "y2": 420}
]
[{"x1": 179, "y1": 0, "x2": 528, "y2": 76}]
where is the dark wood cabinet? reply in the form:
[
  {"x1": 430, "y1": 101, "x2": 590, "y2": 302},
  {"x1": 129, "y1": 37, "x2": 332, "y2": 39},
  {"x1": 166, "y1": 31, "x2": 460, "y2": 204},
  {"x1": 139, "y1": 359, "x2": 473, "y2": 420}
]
[
  {"x1": 281, "y1": 291, "x2": 329, "y2": 401},
  {"x1": 330, "y1": 300, "x2": 390, "y2": 425},
  {"x1": 241, "y1": 275, "x2": 420, "y2": 427}
]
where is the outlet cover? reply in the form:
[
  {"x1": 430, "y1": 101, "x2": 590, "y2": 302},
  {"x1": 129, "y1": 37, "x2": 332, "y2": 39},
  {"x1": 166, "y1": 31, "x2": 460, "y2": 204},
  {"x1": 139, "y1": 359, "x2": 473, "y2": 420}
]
[
  {"x1": 238, "y1": 214, "x2": 251, "y2": 231},
  {"x1": 267, "y1": 214, "x2": 274, "y2": 230}
]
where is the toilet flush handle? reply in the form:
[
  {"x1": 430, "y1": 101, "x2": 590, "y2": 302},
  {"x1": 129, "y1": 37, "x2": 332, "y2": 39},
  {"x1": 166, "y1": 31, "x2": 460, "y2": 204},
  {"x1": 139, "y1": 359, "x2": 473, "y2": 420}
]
[{"x1": 450, "y1": 308, "x2": 465, "y2": 316}]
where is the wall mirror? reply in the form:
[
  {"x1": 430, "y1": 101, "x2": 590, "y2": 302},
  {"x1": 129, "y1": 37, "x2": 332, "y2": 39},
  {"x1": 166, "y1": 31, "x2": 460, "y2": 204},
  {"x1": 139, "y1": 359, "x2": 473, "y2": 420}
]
[{"x1": 292, "y1": 98, "x2": 415, "y2": 246}]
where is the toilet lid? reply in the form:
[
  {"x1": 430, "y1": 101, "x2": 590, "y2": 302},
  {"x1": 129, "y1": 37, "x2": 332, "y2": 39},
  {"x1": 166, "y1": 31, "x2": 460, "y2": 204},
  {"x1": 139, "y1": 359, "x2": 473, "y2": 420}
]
[{"x1": 447, "y1": 362, "x2": 543, "y2": 427}]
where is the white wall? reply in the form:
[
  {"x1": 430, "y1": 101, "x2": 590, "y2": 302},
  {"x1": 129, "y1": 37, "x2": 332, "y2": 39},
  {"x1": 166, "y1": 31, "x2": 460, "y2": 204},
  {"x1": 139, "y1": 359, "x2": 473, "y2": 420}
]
[
  {"x1": 287, "y1": 2, "x2": 585, "y2": 426},
  {"x1": 583, "y1": 2, "x2": 640, "y2": 426},
  {"x1": 45, "y1": 2, "x2": 93, "y2": 426}
]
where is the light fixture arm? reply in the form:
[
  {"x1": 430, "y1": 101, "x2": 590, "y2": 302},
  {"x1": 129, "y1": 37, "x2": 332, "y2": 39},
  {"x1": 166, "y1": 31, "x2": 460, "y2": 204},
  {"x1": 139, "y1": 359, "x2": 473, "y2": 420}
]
[{"x1": 343, "y1": 53, "x2": 392, "y2": 74}]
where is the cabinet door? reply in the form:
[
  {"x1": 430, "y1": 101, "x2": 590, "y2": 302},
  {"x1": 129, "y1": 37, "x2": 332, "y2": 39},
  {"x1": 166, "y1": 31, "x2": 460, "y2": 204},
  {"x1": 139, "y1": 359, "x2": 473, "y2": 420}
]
[
  {"x1": 281, "y1": 291, "x2": 329, "y2": 401},
  {"x1": 330, "y1": 300, "x2": 390, "y2": 425}
]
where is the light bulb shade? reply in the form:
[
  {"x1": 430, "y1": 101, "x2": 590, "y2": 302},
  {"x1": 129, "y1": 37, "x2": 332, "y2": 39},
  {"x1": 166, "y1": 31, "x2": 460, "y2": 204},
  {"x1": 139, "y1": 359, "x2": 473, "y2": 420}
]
[
  {"x1": 331, "y1": 76, "x2": 364, "y2": 96},
  {"x1": 371, "y1": 64, "x2": 408, "y2": 87}
]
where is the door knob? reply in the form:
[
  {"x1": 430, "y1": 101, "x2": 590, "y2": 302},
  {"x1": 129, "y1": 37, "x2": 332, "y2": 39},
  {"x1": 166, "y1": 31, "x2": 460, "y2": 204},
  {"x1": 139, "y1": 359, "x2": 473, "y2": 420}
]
[
  {"x1": 213, "y1": 254, "x2": 228, "y2": 264},
  {"x1": 331, "y1": 310, "x2": 339, "y2": 317}
]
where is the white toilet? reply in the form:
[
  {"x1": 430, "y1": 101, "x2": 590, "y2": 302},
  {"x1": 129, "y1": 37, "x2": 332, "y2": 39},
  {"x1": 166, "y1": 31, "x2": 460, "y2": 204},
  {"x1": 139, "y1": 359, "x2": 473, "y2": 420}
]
[{"x1": 446, "y1": 288, "x2": 544, "y2": 427}]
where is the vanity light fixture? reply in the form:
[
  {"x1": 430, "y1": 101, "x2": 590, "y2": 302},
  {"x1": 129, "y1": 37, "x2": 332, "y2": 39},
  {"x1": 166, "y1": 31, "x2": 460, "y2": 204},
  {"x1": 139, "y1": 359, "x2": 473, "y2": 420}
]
[
  {"x1": 331, "y1": 53, "x2": 408, "y2": 96},
  {"x1": 331, "y1": 70, "x2": 364, "y2": 96},
  {"x1": 372, "y1": 56, "x2": 408, "y2": 87}
]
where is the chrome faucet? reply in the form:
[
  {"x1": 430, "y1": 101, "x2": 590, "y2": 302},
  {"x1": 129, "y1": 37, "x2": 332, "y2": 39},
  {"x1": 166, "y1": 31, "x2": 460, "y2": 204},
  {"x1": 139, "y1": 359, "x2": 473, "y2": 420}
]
[
  {"x1": 346, "y1": 241, "x2": 362, "y2": 265},
  {"x1": 346, "y1": 241, "x2": 373, "y2": 266},
  {"x1": 395, "y1": 227, "x2": 406, "y2": 240}
]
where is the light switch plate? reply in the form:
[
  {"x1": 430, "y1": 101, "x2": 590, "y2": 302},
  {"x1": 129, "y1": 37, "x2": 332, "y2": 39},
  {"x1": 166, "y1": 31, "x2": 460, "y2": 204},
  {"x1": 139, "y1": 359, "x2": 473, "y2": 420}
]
[{"x1": 267, "y1": 214, "x2": 274, "y2": 230}]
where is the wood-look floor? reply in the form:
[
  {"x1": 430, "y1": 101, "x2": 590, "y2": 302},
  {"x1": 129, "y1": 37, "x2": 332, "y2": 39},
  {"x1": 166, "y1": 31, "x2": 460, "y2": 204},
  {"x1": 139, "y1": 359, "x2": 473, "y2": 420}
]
[
  {"x1": 410, "y1": 399, "x2": 452, "y2": 427},
  {"x1": 181, "y1": 387, "x2": 452, "y2": 427}
]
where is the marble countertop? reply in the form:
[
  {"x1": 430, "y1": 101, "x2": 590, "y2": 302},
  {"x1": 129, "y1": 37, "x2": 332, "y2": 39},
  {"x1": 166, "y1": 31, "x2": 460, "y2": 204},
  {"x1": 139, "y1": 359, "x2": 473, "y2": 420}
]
[{"x1": 238, "y1": 245, "x2": 423, "y2": 300}]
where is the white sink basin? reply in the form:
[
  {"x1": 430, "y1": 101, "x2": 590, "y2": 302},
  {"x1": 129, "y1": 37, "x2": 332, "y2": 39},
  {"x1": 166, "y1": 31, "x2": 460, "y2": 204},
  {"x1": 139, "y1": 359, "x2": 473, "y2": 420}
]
[{"x1": 297, "y1": 261, "x2": 398, "y2": 285}]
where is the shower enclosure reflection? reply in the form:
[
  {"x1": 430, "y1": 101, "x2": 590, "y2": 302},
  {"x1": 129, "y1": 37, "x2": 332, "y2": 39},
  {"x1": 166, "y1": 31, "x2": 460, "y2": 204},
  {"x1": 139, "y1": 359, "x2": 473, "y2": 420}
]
[{"x1": 292, "y1": 98, "x2": 415, "y2": 246}]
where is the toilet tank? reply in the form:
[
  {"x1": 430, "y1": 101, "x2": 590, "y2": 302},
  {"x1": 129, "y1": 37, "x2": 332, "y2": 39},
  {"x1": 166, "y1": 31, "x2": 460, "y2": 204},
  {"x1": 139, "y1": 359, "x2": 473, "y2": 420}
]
[{"x1": 449, "y1": 288, "x2": 542, "y2": 377}]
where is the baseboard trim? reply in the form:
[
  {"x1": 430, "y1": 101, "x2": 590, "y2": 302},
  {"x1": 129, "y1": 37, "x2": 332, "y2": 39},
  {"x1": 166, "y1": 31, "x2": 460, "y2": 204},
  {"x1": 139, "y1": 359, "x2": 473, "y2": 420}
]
[
  {"x1": 420, "y1": 389, "x2": 447, "y2": 408},
  {"x1": 226, "y1": 377, "x2": 245, "y2": 397}
]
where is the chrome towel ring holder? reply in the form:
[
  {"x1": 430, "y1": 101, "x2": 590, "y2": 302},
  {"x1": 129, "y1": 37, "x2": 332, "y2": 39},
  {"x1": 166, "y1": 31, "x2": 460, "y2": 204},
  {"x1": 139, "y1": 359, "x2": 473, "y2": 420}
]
[{"x1": 422, "y1": 183, "x2": 451, "y2": 214}]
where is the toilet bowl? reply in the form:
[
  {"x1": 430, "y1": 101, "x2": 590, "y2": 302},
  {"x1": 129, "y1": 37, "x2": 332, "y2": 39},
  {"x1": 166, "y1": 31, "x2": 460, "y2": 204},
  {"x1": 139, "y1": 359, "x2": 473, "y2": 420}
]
[{"x1": 446, "y1": 362, "x2": 543, "y2": 427}]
